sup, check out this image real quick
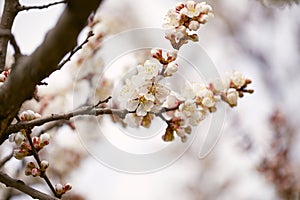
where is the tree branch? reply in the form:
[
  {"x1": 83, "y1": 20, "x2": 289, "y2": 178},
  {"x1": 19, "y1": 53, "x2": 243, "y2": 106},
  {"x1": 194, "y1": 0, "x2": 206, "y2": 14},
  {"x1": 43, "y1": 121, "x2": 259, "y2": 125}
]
[
  {"x1": 3, "y1": 98, "x2": 177, "y2": 144},
  {"x1": 0, "y1": 171, "x2": 59, "y2": 200},
  {"x1": 0, "y1": 0, "x2": 20, "y2": 71},
  {"x1": 5, "y1": 107, "x2": 128, "y2": 139},
  {"x1": 57, "y1": 30, "x2": 94, "y2": 69},
  {"x1": 17, "y1": 0, "x2": 67, "y2": 12},
  {"x1": 0, "y1": 28, "x2": 22, "y2": 60},
  {"x1": 0, "y1": 0, "x2": 103, "y2": 142}
]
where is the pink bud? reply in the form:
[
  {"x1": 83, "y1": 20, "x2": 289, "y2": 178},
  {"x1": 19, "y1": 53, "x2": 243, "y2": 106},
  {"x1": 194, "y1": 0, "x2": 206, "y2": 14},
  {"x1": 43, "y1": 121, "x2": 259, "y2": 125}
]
[
  {"x1": 31, "y1": 168, "x2": 40, "y2": 177},
  {"x1": 63, "y1": 183, "x2": 72, "y2": 191}
]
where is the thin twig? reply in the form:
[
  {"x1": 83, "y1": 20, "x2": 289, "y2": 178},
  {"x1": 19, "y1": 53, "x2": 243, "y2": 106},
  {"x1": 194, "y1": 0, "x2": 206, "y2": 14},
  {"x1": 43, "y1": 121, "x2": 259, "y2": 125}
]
[
  {"x1": 25, "y1": 129, "x2": 58, "y2": 198},
  {"x1": 57, "y1": 30, "x2": 94, "y2": 69},
  {"x1": 17, "y1": 0, "x2": 67, "y2": 12},
  {"x1": 93, "y1": 96, "x2": 112, "y2": 107},
  {"x1": 5, "y1": 99, "x2": 180, "y2": 139},
  {"x1": 0, "y1": 171, "x2": 59, "y2": 200},
  {"x1": 6, "y1": 108, "x2": 128, "y2": 135},
  {"x1": 0, "y1": 28, "x2": 22, "y2": 60}
]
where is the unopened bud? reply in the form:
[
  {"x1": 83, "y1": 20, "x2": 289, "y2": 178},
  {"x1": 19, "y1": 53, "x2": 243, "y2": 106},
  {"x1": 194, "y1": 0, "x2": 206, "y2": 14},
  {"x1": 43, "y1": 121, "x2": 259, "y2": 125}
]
[
  {"x1": 40, "y1": 133, "x2": 50, "y2": 146},
  {"x1": 41, "y1": 160, "x2": 49, "y2": 170},
  {"x1": 31, "y1": 168, "x2": 40, "y2": 177},
  {"x1": 55, "y1": 184, "x2": 63, "y2": 195},
  {"x1": 64, "y1": 183, "x2": 72, "y2": 191}
]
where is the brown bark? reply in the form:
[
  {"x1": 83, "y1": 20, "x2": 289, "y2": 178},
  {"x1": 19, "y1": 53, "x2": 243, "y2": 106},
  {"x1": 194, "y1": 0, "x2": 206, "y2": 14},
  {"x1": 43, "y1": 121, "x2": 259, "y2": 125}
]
[
  {"x1": 0, "y1": 172, "x2": 59, "y2": 200},
  {"x1": 0, "y1": 0, "x2": 102, "y2": 142},
  {"x1": 0, "y1": 0, "x2": 20, "y2": 71}
]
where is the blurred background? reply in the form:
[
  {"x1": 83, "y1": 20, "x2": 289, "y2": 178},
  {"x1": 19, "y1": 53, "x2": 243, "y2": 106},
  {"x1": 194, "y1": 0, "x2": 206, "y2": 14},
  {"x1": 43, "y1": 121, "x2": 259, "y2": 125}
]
[{"x1": 1, "y1": 0, "x2": 300, "y2": 199}]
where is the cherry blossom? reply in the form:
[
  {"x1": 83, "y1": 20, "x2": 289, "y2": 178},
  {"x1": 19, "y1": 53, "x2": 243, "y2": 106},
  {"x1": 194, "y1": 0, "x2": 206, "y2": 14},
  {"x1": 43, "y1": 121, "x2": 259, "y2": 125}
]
[{"x1": 164, "y1": 1, "x2": 214, "y2": 49}]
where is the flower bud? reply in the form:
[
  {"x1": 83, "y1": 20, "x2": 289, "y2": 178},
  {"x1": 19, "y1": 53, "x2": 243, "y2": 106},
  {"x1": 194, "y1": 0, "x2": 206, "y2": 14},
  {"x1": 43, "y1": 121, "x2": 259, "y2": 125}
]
[
  {"x1": 185, "y1": 1, "x2": 196, "y2": 10},
  {"x1": 40, "y1": 133, "x2": 50, "y2": 146},
  {"x1": 230, "y1": 71, "x2": 246, "y2": 88},
  {"x1": 31, "y1": 168, "x2": 40, "y2": 177},
  {"x1": 41, "y1": 160, "x2": 49, "y2": 170},
  {"x1": 176, "y1": 2, "x2": 185, "y2": 11},
  {"x1": 55, "y1": 183, "x2": 63, "y2": 195},
  {"x1": 32, "y1": 136, "x2": 40, "y2": 149},
  {"x1": 188, "y1": 21, "x2": 200, "y2": 31},
  {"x1": 202, "y1": 97, "x2": 215, "y2": 108},
  {"x1": 164, "y1": 62, "x2": 178, "y2": 76},
  {"x1": 226, "y1": 88, "x2": 238, "y2": 107},
  {"x1": 64, "y1": 183, "x2": 72, "y2": 191},
  {"x1": 14, "y1": 132, "x2": 26, "y2": 146},
  {"x1": 150, "y1": 49, "x2": 162, "y2": 59}
]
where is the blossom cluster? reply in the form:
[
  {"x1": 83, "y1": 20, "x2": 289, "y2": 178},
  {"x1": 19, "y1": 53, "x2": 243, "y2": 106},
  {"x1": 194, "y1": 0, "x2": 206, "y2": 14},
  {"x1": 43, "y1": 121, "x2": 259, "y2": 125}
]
[
  {"x1": 118, "y1": 46, "x2": 253, "y2": 142},
  {"x1": 161, "y1": 71, "x2": 253, "y2": 142},
  {"x1": 118, "y1": 49, "x2": 180, "y2": 127},
  {"x1": 25, "y1": 160, "x2": 49, "y2": 177},
  {"x1": 10, "y1": 132, "x2": 50, "y2": 159},
  {"x1": 164, "y1": 1, "x2": 213, "y2": 49},
  {"x1": 117, "y1": 1, "x2": 252, "y2": 142}
]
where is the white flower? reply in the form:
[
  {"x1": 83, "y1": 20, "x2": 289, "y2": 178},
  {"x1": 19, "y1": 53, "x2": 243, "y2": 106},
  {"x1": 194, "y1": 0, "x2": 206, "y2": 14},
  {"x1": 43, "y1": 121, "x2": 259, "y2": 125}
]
[
  {"x1": 198, "y1": 2, "x2": 212, "y2": 13},
  {"x1": 137, "y1": 60, "x2": 160, "y2": 80},
  {"x1": 164, "y1": 62, "x2": 178, "y2": 76},
  {"x1": 118, "y1": 75, "x2": 146, "y2": 107},
  {"x1": 188, "y1": 21, "x2": 200, "y2": 31},
  {"x1": 229, "y1": 70, "x2": 246, "y2": 88},
  {"x1": 163, "y1": 9, "x2": 180, "y2": 29},
  {"x1": 150, "y1": 84, "x2": 170, "y2": 103},
  {"x1": 181, "y1": 1, "x2": 202, "y2": 18},
  {"x1": 119, "y1": 84, "x2": 133, "y2": 103},
  {"x1": 199, "y1": 12, "x2": 214, "y2": 23},
  {"x1": 226, "y1": 88, "x2": 239, "y2": 107},
  {"x1": 178, "y1": 99, "x2": 197, "y2": 118},
  {"x1": 177, "y1": 100, "x2": 205, "y2": 126},
  {"x1": 202, "y1": 96, "x2": 215, "y2": 108},
  {"x1": 126, "y1": 94, "x2": 154, "y2": 117},
  {"x1": 164, "y1": 95, "x2": 178, "y2": 108},
  {"x1": 166, "y1": 26, "x2": 187, "y2": 42}
]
